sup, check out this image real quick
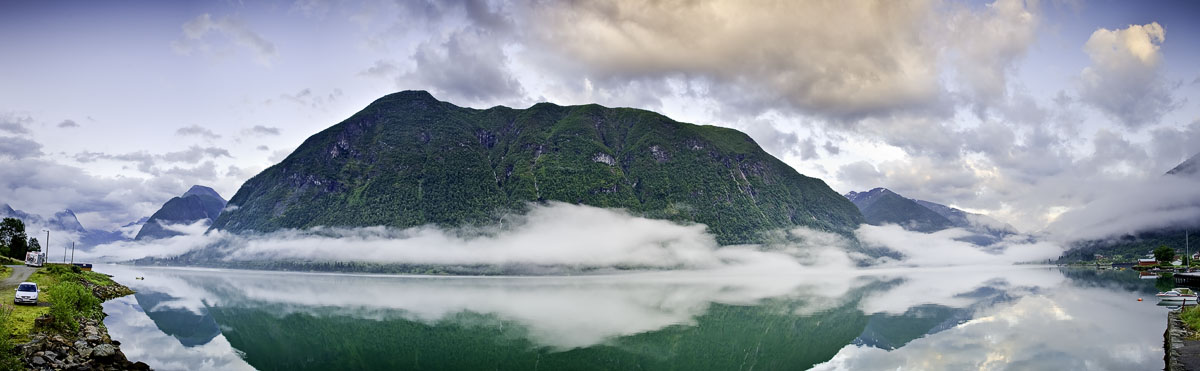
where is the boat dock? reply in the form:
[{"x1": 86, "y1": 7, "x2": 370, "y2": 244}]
[{"x1": 1176, "y1": 273, "x2": 1200, "y2": 287}]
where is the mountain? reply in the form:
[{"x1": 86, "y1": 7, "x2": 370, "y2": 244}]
[
  {"x1": 913, "y1": 200, "x2": 1018, "y2": 241},
  {"x1": 136, "y1": 185, "x2": 227, "y2": 240},
  {"x1": 844, "y1": 188, "x2": 1017, "y2": 244},
  {"x1": 1167, "y1": 152, "x2": 1200, "y2": 176},
  {"x1": 48, "y1": 209, "x2": 87, "y2": 233},
  {"x1": 211, "y1": 90, "x2": 864, "y2": 245},
  {"x1": 845, "y1": 188, "x2": 952, "y2": 233},
  {"x1": 1, "y1": 204, "x2": 138, "y2": 248},
  {"x1": 1, "y1": 204, "x2": 41, "y2": 224},
  {"x1": 1059, "y1": 152, "x2": 1200, "y2": 262}
]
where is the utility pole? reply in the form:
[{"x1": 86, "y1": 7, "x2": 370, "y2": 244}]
[
  {"x1": 63, "y1": 240, "x2": 67, "y2": 264},
  {"x1": 44, "y1": 230, "x2": 49, "y2": 262},
  {"x1": 70, "y1": 241, "x2": 74, "y2": 264}
]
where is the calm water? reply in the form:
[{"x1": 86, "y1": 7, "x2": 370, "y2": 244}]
[{"x1": 96, "y1": 264, "x2": 1171, "y2": 371}]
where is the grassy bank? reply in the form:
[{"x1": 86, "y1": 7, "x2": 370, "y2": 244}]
[
  {"x1": 2, "y1": 264, "x2": 133, "y2": 344},
  {"x1": 1181, "y1": 306, "x2": 1200, "y2": 337}
]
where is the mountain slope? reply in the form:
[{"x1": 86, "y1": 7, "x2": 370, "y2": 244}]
[
  {"x1": 845, "y1": 188, "x2": 952, "y2": 233},
  {"x1": 136, "y1": 185, "x2": 227, "y2": 240},
  {"x1": 1059, "y1": 152, "x2": 1200, "y2": 262},
  {"x1": 211, "y1": 91, "x2": 863, "y2": 245},
  {"x1": 1167, "y1": 152, "x2": 1200, "y2": 176}
]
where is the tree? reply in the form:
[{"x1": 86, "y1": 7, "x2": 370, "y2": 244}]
[
  {"x1": 27, "y1": 237, "x2": 40, "y2": 252},
  {"x1": 1154, "y1": 245, "x2": 1176, "y2": 264},
  {"x1": 0, "y1": 218, "x2": 28, "y2": 260}
]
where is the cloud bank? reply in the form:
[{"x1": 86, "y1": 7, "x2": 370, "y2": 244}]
[{"x1": 82, "y1": 202, "x2": 1059, "y2": 270}]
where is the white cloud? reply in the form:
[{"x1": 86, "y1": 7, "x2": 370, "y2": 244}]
[
  {"x1": 171, "y1": 13, "x2": 278, "y2": 66},
  {"x1": 1079, "y1": 22, "x2": 1176, "y2": 128},
  {"x1": 175, "y1": 125, "x2": 221, "y2": 140},
  {"x1": 522, "y1": 0, "x2": 947, "y2": 120}
]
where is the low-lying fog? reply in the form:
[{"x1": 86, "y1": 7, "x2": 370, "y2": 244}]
[{"x1": 78, "y1": 202, "x2": 1064, "y2": 271}]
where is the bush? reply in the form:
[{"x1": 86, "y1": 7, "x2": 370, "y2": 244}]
[{"x1": 46, "y1": 282, "x2": 101, "y2": 332}]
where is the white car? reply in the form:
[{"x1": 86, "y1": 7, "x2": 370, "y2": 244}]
[{"x1": 14, "y1": 282, "x2": 38, "y2": 305}]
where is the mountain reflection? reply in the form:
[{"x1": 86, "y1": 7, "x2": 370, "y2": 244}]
[{"x1": 99, "y1": 265, "x2": 1163, "y2": 371}]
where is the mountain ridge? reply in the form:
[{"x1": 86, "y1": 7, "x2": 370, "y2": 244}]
[
  {"x1": 211, "y1": 90, "x2": 865, "y2": 246},
  {"x1": 135, "y1": 185, "x2": 227, "y2": 240}
]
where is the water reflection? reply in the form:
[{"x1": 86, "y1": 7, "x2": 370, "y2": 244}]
[{"x1": 97, "y1": 265, "x2": 1164, "y2": 370}]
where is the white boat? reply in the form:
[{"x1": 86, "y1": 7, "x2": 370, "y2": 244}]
[{"x1": 1157, "y1": 288, "x2": 1198, "y2": 302}]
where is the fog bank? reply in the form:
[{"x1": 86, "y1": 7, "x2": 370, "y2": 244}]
[{"x1": 81, "y1": 202, "x2": 1061, "y2": 270}]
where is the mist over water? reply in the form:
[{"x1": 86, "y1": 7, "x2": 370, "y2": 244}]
[
  {"x1": 80, "y1": 202, "x2": 1063, "y2": 270},
  {"x1": 98, "y1": 264, "x2": 1165, "y2": 370}
]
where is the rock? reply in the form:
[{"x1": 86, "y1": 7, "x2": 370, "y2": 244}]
[
  {"x1": 31, "y1": 356, "x2": 45, "y2": 365},
  {"x1": 85, "y1": 334, "x2": 101, "y2": 343},
  {"x1": 44, "y1": 350, "x2": 58, "y2": 360},
  {"x1": 92, "y1": 344, "x2": 116, "y2": 358}
]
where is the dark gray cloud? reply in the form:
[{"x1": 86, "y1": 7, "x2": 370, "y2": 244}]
[
  {"x1": 402, "y1": 27, "x2": 525, "y2": 105},
  {"x1": 176, "y1": 125, "x2": 221, "y2": 139},
  {"x1": 823, "y1": 141, "x2": 840, "y2": 156},
  {"x1": 57, "y1": 119, "x2": 79, "y2": 128},
  {"x1": 800, "y1": 138, "x2": 820, "y2": 160},
  {"x1": 255, "y1": 145, "x2": 269, "y2": 151},
  {"x1": 740, "y1": 120, "x2": 800, "y2": 159},
  {"x1": 0, "y1": 136, "x2": 44, "y2": 159},
  {"x1": 0, "y1": 114, "x2": 32, "y2": 134}
]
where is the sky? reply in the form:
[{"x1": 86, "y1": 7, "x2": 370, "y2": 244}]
[{"x1": 1, "y1": 0, "x2": 1199, "y2": 238}]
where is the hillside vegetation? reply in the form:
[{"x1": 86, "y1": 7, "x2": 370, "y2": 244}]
[{"x1": 212, "y1": 91, "x2": 863, "y2": 245}]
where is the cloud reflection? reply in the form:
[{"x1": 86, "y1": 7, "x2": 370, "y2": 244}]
[{"x1": 97, "y1": 265, "x2": 1163, "y2": 370}]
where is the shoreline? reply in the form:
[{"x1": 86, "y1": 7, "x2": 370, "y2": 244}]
[
  {"x1": 1165, "y1": 310, "x2": 1200, "y2": 371},
  {"x1": 5, "y1": 264, "x2": 150, "y2": 370}
]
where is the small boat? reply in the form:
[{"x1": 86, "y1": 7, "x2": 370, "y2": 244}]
[{"x1": 1157, "y1": 288, "x2": 1198, "y2": 302}]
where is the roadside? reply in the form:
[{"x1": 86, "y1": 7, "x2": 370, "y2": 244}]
[
  {"x1": 1, "y1": 265, "x2": 37, "y2": 290},
  {"x1": 0, "y1": 264, "x2": 146, "y2": 370}
]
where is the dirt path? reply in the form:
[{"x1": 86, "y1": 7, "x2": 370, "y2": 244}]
[{"x1": 1, "y1": 265, "x2": 37, "y2": 289}]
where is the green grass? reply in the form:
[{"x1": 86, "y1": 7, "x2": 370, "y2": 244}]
[
  {"x1": 0, "y1": 266, "x2": 10, "y2": 281},
  {"x1": 1182, "y1": 306, "x2": 1200, "y2": 338},
  {"x1": 0, "y1": 305, "x2": 27, "y2": 369},
  {"x1": 2, "y1": 265, "x2": 127, "y2": 341},
  {"x1": 5, "y1": 302, "x2": 49, "y2": 342}
]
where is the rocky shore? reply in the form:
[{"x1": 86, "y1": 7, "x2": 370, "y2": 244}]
[
  {"x1": 18, "y1": 318, "x2": 149, "y2": 371},
  {"x1": 1165, "y1": 311, "x2": 1200, "y2": 371},
  {"x1": 10, "y1": 270, "x2": 147, "y2": 371}
]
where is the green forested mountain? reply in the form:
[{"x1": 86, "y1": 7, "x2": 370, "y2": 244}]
[{"x1": 210, "y1": 91, "x2": 863, "y2": 244}]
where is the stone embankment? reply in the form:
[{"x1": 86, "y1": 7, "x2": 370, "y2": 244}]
[
  {"x1": 1165, "y1": 311, "x2": 1200, "y2": 371},
  {"x1": 18, "y1": 317, "x2": 150, "y2": 371}
]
